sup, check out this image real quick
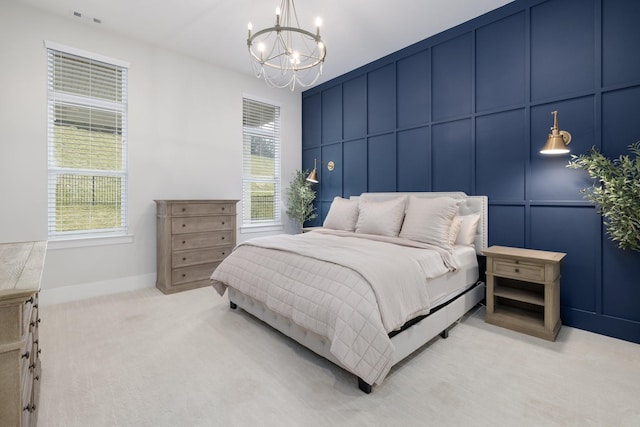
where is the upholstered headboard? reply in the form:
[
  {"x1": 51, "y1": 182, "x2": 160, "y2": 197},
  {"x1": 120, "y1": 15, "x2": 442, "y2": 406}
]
[{"x1": 350, "y1": 192, "x2": 488, "y2": 255}]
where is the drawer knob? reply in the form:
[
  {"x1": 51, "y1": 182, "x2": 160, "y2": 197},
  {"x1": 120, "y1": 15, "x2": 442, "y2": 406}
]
[
  {"x1": 25, "y1": 297, "x2": 34, "y2": 304},
  {"x1": 222, "y1": 252, "x2": 226, "y2": 256},
  {"x1": 29, "y1": 362, "x2": 36, "y2": 370},
  {"x1": 182, "y1": 224, "x2": 186, "y2": 227},
  {"x1": 182, "y1": 240, "x2": 186, "y2": 244},
  {"x1": 22, "y1": 351, "x2": 29, "y2": 359},
  {"x1": 222, "y1": 221, "x2": 225, "y2": 225},
  {"x1": 182, "y1": 274, "x2": 186, "y2": 278},
  {"x1": 221, "y1": 237, "x2": 225, "y2": 240},
  {"x1": 222, "y1": 207, "x2": 225, "y2": 211},
  {"x1": 183, "y1": 257, "x2": 187, "y2": 261},
  {"x1": 23, "y1": 404, "x2": 36, "y2": 412},
  {"x1": 182, "y1": 208, "x2": 186, "y2": 212},
  {"x1": 515, "y1": 268, "x2": 520, "y2": 273}
]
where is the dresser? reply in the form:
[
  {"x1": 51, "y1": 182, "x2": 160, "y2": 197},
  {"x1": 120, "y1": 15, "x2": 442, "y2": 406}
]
[
  {"x1": 155, "y1": 200, "x2": 238, "y2": 294},
  {"x1": 0, "y1": 241, "x2": 47, "y2": 427},
  {"x1": 482, "y1": 245, "x2": 566, "y2": 341}
]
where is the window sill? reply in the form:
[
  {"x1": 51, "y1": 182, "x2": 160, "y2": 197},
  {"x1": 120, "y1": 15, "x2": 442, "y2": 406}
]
[
  {"x1": 48, "y1": 234, "x2": 134, "y2": 250},
  {"x1": 240, "y1": 224, "x2": 283, "y2": 234}
]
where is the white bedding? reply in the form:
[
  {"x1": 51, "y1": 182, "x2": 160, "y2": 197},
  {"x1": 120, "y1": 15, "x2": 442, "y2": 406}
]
[{"x1": 210, "y1": 230, "x2": 478, "y2": 385}]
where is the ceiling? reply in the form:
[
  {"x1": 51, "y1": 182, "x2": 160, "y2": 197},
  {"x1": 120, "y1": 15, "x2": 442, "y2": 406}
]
[{"x1": 15, "y1": 0, "x2": 514, "y2": 90}]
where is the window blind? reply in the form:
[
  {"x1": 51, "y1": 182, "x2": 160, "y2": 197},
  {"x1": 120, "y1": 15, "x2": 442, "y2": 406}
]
[
  {"x1": 46, "y1": 44, "x2": 128, "y2": 238},
  {"x1": 242, "y1": 98, "x2": 281, "y2": 227}
]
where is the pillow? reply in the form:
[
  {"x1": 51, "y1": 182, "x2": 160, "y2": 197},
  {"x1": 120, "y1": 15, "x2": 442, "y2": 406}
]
[
  {"x1": 355, "y1": 196, "x2": 406, "y2": 237},
  {"x1": 323, "y1": 197, "x2": 359, "y2": 231},
  {"x1": 448, "y1": 215, "x2": 463, "y2": 246},
  {"x1": 455, "y1": 213, "x2": 481, "y2": 246},
  {"x1": 399, "y1": 196, "x2": 461, "y2": 249}
]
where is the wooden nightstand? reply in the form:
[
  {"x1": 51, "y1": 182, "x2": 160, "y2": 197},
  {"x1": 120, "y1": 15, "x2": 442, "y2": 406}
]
[{"x1": 482, "y1": 246, "x2": 566, "y2": 341}]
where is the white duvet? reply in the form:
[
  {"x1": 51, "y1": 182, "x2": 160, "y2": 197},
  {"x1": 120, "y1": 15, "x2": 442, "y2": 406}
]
[{"x1": 210, "y1": 229, "x2": 457, "y2": 385}]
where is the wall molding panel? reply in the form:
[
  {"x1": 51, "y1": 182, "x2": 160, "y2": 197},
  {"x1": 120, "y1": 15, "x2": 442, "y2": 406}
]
[{"x1": 302, "y1": 0, "x2": 640, "y2": 343}]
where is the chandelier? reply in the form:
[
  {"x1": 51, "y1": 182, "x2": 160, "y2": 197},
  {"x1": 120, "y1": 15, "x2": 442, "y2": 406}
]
[{"x1": 247, "y1": 0, "x2": 326, "y2": 90}]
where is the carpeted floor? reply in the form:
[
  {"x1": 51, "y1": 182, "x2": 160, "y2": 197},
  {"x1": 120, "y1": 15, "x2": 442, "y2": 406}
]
[{"x1": 38, "y1": 286, "x2": 640, "y2": 427}]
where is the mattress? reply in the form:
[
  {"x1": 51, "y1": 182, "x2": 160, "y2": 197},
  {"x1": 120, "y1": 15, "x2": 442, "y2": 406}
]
[{"x1": 428, "y1": 245, "x2": 479, "y2": 307}]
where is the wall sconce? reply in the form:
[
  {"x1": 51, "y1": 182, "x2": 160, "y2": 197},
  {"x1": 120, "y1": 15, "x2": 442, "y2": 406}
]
[
  {"x1": 540, "y1": 110, "x2": 572, "y2": 155},
  {"x1": 305, "y1": 159, "x2": 335, "y2": 183},
  {"x1": 306, "y1": 159, "x2": 319, "y2": 183}
]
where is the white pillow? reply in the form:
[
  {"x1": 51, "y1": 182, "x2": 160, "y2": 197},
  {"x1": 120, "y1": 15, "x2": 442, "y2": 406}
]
[
  {"x1": 399, "y1": 196, "x2": 461, "y2": 249},
  {"x1": 323, "y1": 197, "x2": 359, "y2": 231},
  {"x1": 448, "y1": 215, "x2": 463, "y2": 246},
  {"x1": 355, "y1": 196, "x2": 406, "y2": 237},
  {"x1": 455, "y1": 213, "x2": 481, "y2": 246}
]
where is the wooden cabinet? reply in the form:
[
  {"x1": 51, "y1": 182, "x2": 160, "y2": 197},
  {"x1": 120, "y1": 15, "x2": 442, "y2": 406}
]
[
  {"x1": 482, "y1": 245, "x2": 566, "y2": 341},
  {"x1": 0, "y1": 241, "x2": 47, "y2": 427},
  {"x1": 155, "y1": 200, "x2": 237, "y2": 294}
]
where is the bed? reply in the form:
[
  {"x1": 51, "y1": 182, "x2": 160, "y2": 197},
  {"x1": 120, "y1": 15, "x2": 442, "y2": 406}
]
[{"x1": 210, "y1": 192, "x2": 488, "y2": 393}]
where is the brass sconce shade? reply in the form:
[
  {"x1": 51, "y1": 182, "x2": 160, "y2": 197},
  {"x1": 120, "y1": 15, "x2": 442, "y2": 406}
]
[
  {"x1": 541, "y1": 110, "x2": 572, "y2": 155},
  {"x1": 306, "y1": 159, "x2": 319, "y2": 183}
]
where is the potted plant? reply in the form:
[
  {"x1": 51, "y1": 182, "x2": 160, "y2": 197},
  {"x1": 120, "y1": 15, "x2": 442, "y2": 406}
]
[
  {"x1": 285, "y1": 169, "x2": 317, "y2": 230},
  {"x1": 567, "y1": 142, "x2": 640, "y2": 252}
]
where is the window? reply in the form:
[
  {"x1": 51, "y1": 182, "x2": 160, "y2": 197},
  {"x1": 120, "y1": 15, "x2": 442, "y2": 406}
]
[
  {"x1": 46, "y1": 42, "x2": 129, "y2": 240},
  {"x1": 242, "y1": 97, "x2": 281, "y2": 228}
]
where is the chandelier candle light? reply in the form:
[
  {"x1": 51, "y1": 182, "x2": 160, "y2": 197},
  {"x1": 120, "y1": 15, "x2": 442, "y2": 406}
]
[{"x1": 247, "y1": 0, "x2": 326, "y2": 90}]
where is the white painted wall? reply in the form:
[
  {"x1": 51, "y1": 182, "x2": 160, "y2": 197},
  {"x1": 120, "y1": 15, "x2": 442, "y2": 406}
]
[{"x1": 0, "y1": 2, "x2": 302, "y2": 303}]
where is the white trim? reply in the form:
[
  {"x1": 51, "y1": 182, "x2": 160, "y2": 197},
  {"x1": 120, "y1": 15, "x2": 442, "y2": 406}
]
[
  {"x1": 240, "y1": 224, "x2": 284, "y2": 234},
  {"x1": 39, "y1": 272, "x2": 156, "y2": 306},
  {"x1": 242, "y1": 93, "x2": 282, "y2": 108},
  {"x1": 44, "y1": 40, "x2": 130, "y2": 68},
  {"x1": 48, "y1": 234, "x2": 134, "y2": 250}
]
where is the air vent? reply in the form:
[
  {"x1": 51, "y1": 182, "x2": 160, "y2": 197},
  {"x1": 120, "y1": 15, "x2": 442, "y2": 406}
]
[{"x1": 70, "y1": 10, "x2": 102, "y2": 25}]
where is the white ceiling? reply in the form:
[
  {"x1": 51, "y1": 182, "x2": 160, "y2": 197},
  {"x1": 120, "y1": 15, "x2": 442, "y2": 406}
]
[{"x1": 14, "y1": 0, "x2": 514, "y2": 89}]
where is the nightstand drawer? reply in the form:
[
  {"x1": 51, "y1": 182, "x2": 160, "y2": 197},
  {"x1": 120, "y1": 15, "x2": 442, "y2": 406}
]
[
  {"x1": 493, "y1": 259, "x2": 545, "y2": 282},
  {"x1": 172, "y1": 247, "x2": 232, "y2": 268}
]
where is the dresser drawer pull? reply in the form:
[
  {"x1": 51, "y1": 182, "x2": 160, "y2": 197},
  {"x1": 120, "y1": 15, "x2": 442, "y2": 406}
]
[
  {"x1": 222, "y1": 252, "x2": 226, "y2": 256},
  {"x1": 222, "y1": 207, "x2": 225, "y2": 211},
  {"x1": 182, "y1": 224, "x2": 186, "y2": 227},
  {"x1": 23, "y1": 404, "x2": 36, "y2": 413},
  {"x1": 182, "y1": 240, "x2": 186, "y2": 244},
  {"x1": 182, "y1": 207, "x2": 186, "y2": 212},
  {"x1": 25, "y1": 296, "x2": 34, "y2": 304},
  {"x1": 182, "y1": 274, "x2": 186, "y2": 278},
  {"x1": 183, "y1": 257, "x2": 187, "y2": 261},
  {"x1": 22, "y1": 351, "x2": 29, "y2": 359},
  {"x1": 515, "y1": 268, "x2": 520, "y2": 273},
  {"x1": 222, "y1": 221, "x2": 225, "y2": 225},
  {"x1": 30, "y1": 318, "x2": 41, "y2": 327},
  {"x1": 221, "y1": 237, "x2": 225, "y2": 240}
]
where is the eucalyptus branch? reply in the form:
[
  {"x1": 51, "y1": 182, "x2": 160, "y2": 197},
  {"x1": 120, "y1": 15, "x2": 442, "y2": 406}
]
[
  {"x1": 285, "y1": 169, "x2": 317, "y2": 227},
  {"x1": 567, "y1": 142, "x2": 640, "y2": 252}
]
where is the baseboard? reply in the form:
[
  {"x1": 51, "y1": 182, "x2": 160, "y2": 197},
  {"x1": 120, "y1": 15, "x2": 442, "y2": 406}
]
[{"x1": 39, "y1": 273, "x2": 156, "y2": 306}]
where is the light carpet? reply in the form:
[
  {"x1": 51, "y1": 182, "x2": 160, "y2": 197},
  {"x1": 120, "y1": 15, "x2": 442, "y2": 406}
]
[{"x1": 38, "y1": 286, "x2": 640, "y2": 427}]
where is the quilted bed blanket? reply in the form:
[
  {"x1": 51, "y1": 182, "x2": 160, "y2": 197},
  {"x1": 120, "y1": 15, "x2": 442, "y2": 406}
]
[{"x1": 210, "y1": 230, "x2": 456, "y2": 385}]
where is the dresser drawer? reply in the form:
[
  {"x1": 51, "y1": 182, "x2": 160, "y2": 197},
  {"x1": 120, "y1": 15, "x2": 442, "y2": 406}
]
[
  {"x1": 172, "y1": 216, "x2": 234, "y2": 234},
  {"x1": 172, "y1": 247, "x2": 232, "y2": 268},
  {"x1": 171, "y1": 231, "x2": 233, "y2": 251},
  {"x1": 172, "y1": 262, "x2": 220, "y2": 285},
  {"x1": 171, "y1": 202, "x2": 235, "y2": 217},
  {"x1": 493, "y1": 258, "x2": 545, "y2": 282}
]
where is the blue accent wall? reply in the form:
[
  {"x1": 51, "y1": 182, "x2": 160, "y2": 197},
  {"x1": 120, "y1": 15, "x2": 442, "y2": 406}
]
[{"x1": 301, "y1": 0, "x2": 640, "y2": 344}]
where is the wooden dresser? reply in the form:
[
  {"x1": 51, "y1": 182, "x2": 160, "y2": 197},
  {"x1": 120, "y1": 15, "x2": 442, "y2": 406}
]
[
  {"x1": 0, "y1": 241, "x2": 47, "y2": 427},
  {"x1": 155, "y1": 200, "x2": 238, "y2": 294}
]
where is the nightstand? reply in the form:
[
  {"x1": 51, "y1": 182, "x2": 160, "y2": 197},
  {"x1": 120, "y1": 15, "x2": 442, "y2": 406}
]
[{"x1": 482, "y1": 245, "x2": 566, "y2": 341}]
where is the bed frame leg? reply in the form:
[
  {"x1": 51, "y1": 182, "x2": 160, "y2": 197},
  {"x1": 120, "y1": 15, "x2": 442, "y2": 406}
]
[
  {"x1": 358, "y1": 377, "x2": 372, "y2": 394},
  {"x1": 230, "y1": 301, "x2": 237, "y2": 309},
  {"x1": 440, "y1": 329, "x2": 449, "y2": 339}
]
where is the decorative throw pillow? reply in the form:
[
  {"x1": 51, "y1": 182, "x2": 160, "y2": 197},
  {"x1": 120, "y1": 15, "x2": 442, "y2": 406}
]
[
  {"x1": 455, "y1": 213, "x2": 481, "y2": 246},
  {"x1": 355, "y1": 196, "x2": 406, "y2": 237},
  {"x1": 399, "y1": 196, "x2": 461, "y2": 249},
  {"x1": 448, "y1": 215, "x2": 463, "y2": 246},
  {"x1": 323, "y1": 197, "x2": 359, "y2": 231}
]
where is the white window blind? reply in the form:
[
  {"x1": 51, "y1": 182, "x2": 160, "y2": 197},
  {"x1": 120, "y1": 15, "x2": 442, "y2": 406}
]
[
  {"x1": 46, "y1": 43, "x2": 129, "y2": 239},
  {"x1": 242, "y1": 98, "x2": 281, "y2": 227}
]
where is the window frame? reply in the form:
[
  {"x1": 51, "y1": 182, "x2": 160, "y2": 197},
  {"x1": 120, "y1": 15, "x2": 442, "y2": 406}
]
[
  {"x1": 45, "y1": 41, "x2": 131, "y2": 247},
  {"x1": 241, "y1": 96, "x2": 282, "y2": 232}
]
